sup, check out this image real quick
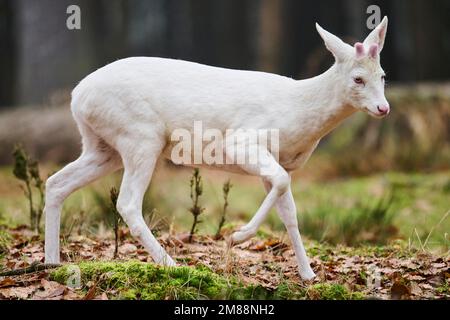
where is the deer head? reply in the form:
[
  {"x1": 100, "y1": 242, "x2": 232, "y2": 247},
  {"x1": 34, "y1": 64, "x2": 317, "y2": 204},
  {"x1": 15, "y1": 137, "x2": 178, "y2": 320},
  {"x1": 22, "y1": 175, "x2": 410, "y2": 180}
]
[{"x1": 316, "y1": 16, "x2": 390, "y2": 118}]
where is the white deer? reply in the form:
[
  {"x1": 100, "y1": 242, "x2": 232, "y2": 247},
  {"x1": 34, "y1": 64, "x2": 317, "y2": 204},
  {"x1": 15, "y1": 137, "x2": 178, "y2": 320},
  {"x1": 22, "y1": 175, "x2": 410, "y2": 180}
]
[{"x1": 45, "y1": 17, "x2": 389, "y2": 280}]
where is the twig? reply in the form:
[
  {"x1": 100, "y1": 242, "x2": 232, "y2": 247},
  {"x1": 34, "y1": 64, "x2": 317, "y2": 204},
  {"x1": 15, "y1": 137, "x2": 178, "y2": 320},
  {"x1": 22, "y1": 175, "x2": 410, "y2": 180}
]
[
  {"x1": 110, "y1": 187, "x2": 121, "y2": 259},
  {"x1": 0, "y1": 261, "x2": 61, "y2": 277}
]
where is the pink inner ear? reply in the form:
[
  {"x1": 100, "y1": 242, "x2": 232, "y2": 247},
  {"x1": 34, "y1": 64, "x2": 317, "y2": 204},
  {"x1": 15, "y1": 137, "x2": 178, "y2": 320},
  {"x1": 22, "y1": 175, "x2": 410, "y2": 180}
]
[
  {"x1": 378, "y1": 27, "x2": 386, "y2": 41},
  {"x1": 369, "y1": 44, "x2": 379, "y2": 58},
  {"x1": 354, "y1": 42, "x2": 364, "y2": 58}
]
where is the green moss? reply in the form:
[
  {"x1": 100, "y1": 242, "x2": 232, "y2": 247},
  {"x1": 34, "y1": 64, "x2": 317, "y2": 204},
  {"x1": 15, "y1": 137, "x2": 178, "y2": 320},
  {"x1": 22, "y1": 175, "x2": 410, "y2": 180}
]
[
  {"x1": 270, "y1": 281, "x2": 307, "y2": 299},
  {"x1": 50, "y1": 261, "x2": 367, "y2": 300},
  {"x1": 52, "y1": 261, "x2": 221, "y2": 299},
  {"x1": 50, "y1": 261, "x2": 290, "y2": 300},
  {"x1": 306, "y1": 283, "x2": 364, "y2": 300}
]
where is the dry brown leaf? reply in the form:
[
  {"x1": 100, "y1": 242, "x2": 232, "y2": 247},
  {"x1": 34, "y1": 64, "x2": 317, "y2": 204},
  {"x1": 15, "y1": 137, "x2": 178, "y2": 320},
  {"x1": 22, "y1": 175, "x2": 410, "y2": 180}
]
[
  {"x1": 410, "y1": 282, "x2": 423, "y2": 296},
  {"x1": 249, "y1": 238, "x2": 287, "y2": 252},
  {"x1": 405, "y1": 274, "x2": 425, "y2": 281},
  {"x1": 431, "y1": 262, "x2": 447, "y2": 269},
  {"x1": 83, "y1": 283, "x2": 97, "y2": 300},
  {"x1": 62, "y1": 289, "x2": 83, "y2": 300},
  {"x1": 118, "y1": 243, "x2": 138, "y2": 255},
  {"x1": 390, "y1": 281, "x2": 411, "y2": 300},
  {"x1": 0, "y1": 277, "x2": 17, "y2": 288},
  {"x1": 93, "y1": 292, "x2": 109, "y2": 300},
  {"x1": 428, "y1": 275, "x2": 445, "y2": 287},
  {"x1": 0, "y1": 285, "x2": 37, "y2": 299},
  {"x1": 31, "y1": 279, "x2": 67, "y2": 300},
  {"x1": 44, "y1": 286, "x2": 66, "y2": 299},
  {"x1": 420, "y1": 283, "x2": 434, "y2": 290},
  {"x1": 176, "y1": 233, "x2": 193, "y2": 243}
]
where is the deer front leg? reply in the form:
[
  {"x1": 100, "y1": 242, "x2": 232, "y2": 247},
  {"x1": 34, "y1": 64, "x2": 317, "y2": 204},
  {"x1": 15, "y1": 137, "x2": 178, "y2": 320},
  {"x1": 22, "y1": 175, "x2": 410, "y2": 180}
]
[
  {"x1": 229, "y1": 144, "x2": 290, "y2": 244},
  {"x1": 264, "y1": 181, "x2": 316, "y2": 280}
]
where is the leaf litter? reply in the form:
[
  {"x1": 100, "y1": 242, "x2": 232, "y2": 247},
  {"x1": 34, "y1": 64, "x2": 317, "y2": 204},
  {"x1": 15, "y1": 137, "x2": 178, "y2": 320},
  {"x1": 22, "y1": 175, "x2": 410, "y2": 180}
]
[{"x1": 0, "y1": 226, "x2": 448, "y2": 300}]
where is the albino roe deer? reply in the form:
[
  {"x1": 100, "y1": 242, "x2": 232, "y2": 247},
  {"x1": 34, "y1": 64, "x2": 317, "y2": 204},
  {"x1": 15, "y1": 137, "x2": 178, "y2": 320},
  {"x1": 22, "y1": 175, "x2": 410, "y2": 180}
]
[{"x1": 45, "y1": 17, "x2": 389, "y2": 280}]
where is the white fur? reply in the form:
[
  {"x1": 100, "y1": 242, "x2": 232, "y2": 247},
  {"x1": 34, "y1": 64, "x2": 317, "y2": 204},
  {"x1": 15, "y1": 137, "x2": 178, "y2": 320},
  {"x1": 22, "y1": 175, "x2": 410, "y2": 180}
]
[{"x1": 45, "y1": 17, "x2": 389, "y2": 280}]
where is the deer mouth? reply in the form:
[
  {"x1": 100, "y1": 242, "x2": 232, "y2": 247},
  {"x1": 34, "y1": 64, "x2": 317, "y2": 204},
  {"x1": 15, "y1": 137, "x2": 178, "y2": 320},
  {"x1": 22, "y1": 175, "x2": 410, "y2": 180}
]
[{"x1": 364, "y1": 107, "x2": 387, "y2": 119}]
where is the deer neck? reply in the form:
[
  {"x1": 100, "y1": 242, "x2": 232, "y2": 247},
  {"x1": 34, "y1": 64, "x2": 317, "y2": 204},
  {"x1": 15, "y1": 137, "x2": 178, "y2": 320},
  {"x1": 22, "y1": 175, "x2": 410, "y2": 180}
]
[{"x1": 292, "y1": 63, "x2": 356, "y2": 140}]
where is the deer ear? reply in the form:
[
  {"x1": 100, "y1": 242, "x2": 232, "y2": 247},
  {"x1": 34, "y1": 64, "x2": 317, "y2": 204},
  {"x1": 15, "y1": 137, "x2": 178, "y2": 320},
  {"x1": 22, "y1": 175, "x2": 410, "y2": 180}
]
[
  {"x1": 363, "y1": 16, "x2": 388, "y2": 53},
  {"x1": 316, "y1": 23, "x2": 352, "y2": 62}
]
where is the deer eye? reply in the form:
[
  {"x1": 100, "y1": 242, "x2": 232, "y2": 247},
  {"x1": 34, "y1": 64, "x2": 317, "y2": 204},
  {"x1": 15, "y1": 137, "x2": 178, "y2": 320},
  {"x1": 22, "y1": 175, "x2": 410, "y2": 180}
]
[{"x1": 354, "y1": 77, "x2": 364, "y2": 85}]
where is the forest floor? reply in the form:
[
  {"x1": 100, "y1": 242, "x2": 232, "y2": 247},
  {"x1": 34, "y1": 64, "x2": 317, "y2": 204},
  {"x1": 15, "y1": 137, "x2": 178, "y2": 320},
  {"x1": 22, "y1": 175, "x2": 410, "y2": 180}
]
[
  {"x1": 0, "y1": 227, "x2": 449, "y2": 300},
  {"x1": 0, "y1": 165, "x2": 449, "y2": 300}
]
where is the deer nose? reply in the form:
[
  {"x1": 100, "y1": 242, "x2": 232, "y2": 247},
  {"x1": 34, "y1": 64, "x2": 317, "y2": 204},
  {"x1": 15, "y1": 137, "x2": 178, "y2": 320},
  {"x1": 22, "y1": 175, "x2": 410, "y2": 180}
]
[{"x1": 377, "y1": 105, "x2": 390, "y2": 115}]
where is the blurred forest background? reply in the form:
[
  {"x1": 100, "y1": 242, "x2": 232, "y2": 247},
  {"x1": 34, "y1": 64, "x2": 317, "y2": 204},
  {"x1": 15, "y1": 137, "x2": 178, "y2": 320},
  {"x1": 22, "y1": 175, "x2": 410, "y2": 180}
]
[
  {"x1": 0, "y1": 1, "x2": 449, "y2": 253},
  {"x1": 2, "y1": 0, "x2": 450, "y2": 107},
  {"x1": 0, "y1": 0, "x2": 449, "y2": 170}
]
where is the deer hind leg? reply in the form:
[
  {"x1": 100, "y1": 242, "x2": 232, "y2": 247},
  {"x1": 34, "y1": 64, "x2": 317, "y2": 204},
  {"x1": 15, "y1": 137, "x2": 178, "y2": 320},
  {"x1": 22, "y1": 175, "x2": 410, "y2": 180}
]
[
  {"x1": 229, "y1": 144, "x2": 290, "y2": 244},
  {"x1": 115, "y1": 138, "x2": 176, "y2": 266},
  {"x1": 45, "y1": 124, "x2": 122, "y2": 263}
]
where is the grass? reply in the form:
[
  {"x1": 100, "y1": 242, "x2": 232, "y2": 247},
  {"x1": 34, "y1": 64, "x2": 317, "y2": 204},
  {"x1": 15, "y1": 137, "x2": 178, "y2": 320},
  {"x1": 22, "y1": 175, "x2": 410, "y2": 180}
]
[
  {"x1": 50, "y1": 260, "x2": 364, "y2": 300},
  {"x1": 0, "y1": 210, "x2": 11, "y2": 256},
  {"x1": 293, "y1": 172, "x2": 450, "y2": 251},
  {"x1": 300, "y1": 191, "x2": 396, "y2": 246},
  {"x1": 0, "y1": 228, "x2": 10, "y2": 255}
]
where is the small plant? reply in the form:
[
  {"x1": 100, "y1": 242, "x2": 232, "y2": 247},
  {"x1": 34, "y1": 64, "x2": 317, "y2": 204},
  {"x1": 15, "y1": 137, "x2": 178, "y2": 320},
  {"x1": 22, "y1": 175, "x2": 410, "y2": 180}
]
[
  {"x1": 62, "y1": 209, "x2": 86, "y2": 239},
  {"x1": 0, "y1": 228, "x2": 10, "y2": 254},
  {"x1": 216, "y1": 180, "x2": 232, "y2": 238},
  {"x1": 188, "y1": 169, "x2": 205, "y2": 242},
  {"x1": 12, "y1": 144, "x2": 45, "y2": 233},
  {"x1": 110, "y1": 187, "x2": 121, "y2": 259}
]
